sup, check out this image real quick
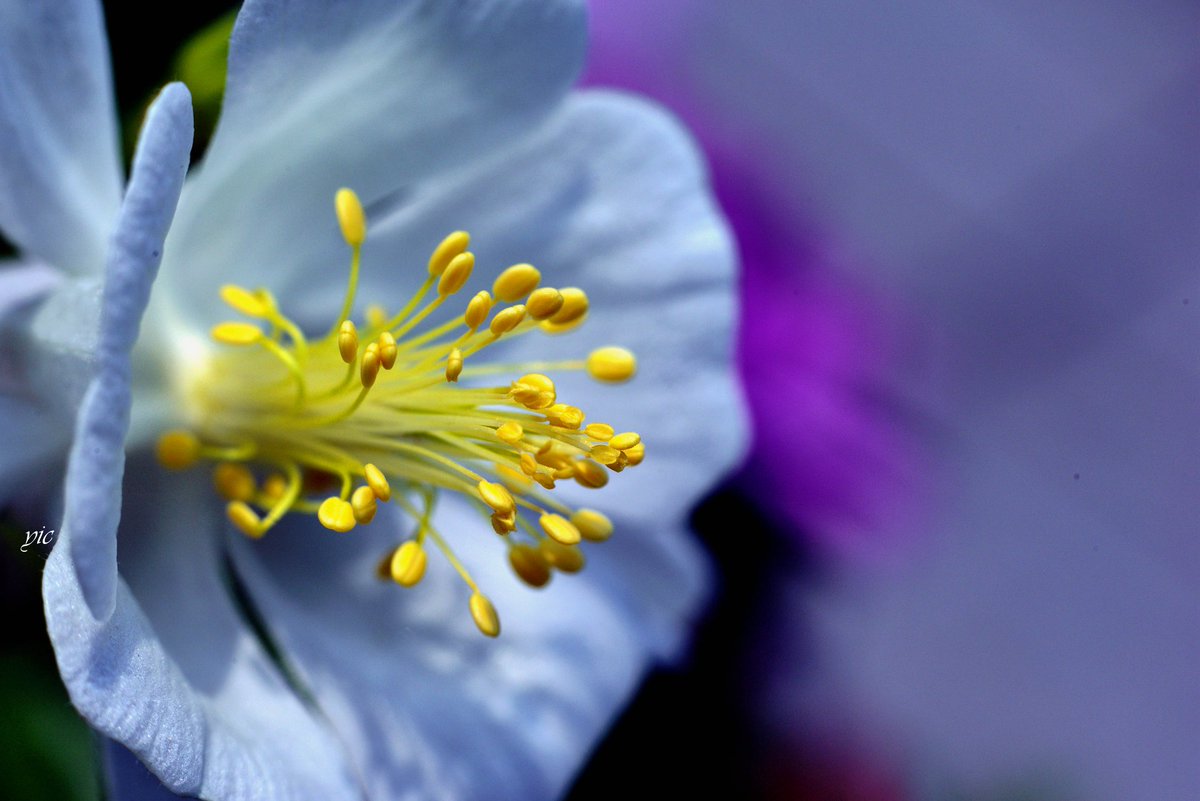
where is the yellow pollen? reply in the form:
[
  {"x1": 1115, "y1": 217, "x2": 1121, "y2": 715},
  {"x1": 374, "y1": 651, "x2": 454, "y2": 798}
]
[
  {"x1": 509, "y1": 544, "x2": 552, "y2": 588},
  {"x1": 585, "y1": 423, "x2": 615, "y2": 441},
  {"x1": 469, "y1": 592, "x2": 501, "y2": 637},
  {"x1": 213, "y1": 462, "x2": 256, "y2": 501},
  {"x1": 510, "y1": 373, "x2": 556, "y2": 409},
  {"x1": 493, "y1": 263, "x2": 540, "y2": 301},
  {"x1": 587, "y1": 346, "x2": 637, "y2": 383},
  {"x1": 571, "y1": 509, "x2": 613, "y2": 542},
  {"x1": 211, "y1": 321, "x2": 263, "y2": 346},
  {"x1": 157, "y1": 430, "x2": 202, "y2": 470},
  {"x1": 376, "y1": 331, "x2": 398, "y2": 369},
  {"x1": 428, "y1": 230, "x2": 469, "y2": 277},
  {"x1": 547, "y1": 287, "x2": 588, "y2": 324},
  {"x1": 464, "y1": 290, "x2": 492, "y2": 330},
  {"x1": 390, "y1": 541, "x2": 427, "y2": 587},
  {"x1": 220, "y1": 285, "x2": 270, "y2": 318},
  {"x1": 445, "y1": 347, "x2": 463, "y2": 382},
  {"x1": 360, "y1": 343, "x2": 381, "y2": 388},
  {"x1": 335, "y1": 188, "x2": 366, "y2": 247},
  {"x1": 496, "y1": 421, "x2": 524, "y2": 444},
  {"x1": 338, "y1": 320, "x2": 359, "y2": 364},
  {"x1": 162, "y1": 189, "x2": 649, "y2": 639},
  {"x1": 351, "y1": 485, "x2": 378, "y2": 524},
  {"x1": 317, "y1": 497, "x2": 357, "y2": 533},
  {"x1": 437, "y1": 252, "x2": 474, "y2": 296},
  {"x1": 489, "y1": 304, "x2": 526, "y2": 336},
  {"x1": 539, "y1": 513, "x2": 581, "y2": 545},
  {"x1": 526, "y1": 287, "x2": 564, "y2": 320},
  {"x1": 477, "y1": 480, "x2": 515, "y2": 516},
  {"x1": 609, "y1": 432, "x2": 641, "y2": 450},
  {"x1": 539, "y1": 539, "x2": 585, "y2": 573},
  {"x1": 363, "y1": 463, "x2": 391, "y2": 501}
]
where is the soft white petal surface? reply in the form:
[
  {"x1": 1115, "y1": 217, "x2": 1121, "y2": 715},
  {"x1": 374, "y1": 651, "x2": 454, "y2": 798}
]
[
  {"x1": 160, "y1": 0, "x2": 586, "y2": 327},
  {"x1": 0, "y1": 0, "x2": 121, "y2": 274}
]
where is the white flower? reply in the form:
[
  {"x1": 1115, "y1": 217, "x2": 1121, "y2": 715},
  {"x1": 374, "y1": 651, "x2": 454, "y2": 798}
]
[{"x1": 0, "y1": 1, "x2": 744, "y2": 798}]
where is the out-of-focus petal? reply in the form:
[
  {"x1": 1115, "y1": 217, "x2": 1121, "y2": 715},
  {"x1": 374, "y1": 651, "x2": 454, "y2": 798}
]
[
  {"x1": 58, "y1": 83, "x2": 193, "y2": 619},
  {"x1": 0, "y1": 0, "x2": 122, "y2": 274},
  {"x1": 160, "y1": 0, "x2": 586, "y2": 327}
]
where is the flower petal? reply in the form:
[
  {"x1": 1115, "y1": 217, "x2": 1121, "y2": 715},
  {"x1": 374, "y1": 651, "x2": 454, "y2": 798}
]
[
  {"x1": 0, "y1": 0, "x2": 122, "y2": 274},
  {"x1": 231, "y1": 505, "x2": 648, "y2": 801},
  {"x1": 62, "y1": 82, "x2": 193, "y2": 619},
  {"x1": 160, "y1": 0, "x2": 586, "y2": 326},
  {"x1": 46, "y1": 465, "x2": 361, "y2": 800}
]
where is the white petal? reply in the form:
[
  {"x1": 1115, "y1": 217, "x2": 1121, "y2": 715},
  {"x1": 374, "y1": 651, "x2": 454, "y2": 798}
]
[
  {"x1": 0, "y1": 0, "x2": 122, "y2": 274},
  {"x1": 45, "y1": 466, "x2": 361, "y2": 800},
  {"x1": 159, "y1": 0, "x2": 586, "y2": 326}
]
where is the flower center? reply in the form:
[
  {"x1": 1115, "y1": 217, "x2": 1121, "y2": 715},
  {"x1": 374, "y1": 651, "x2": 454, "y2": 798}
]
[{"x1": 155, "y1": 189, "x2": 643, "y2": 637}]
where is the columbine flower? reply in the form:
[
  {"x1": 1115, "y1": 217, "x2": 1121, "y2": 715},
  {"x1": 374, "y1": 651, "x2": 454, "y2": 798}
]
[{"x1": 1, "y1": 1, "x2": 743, "y2": 798}]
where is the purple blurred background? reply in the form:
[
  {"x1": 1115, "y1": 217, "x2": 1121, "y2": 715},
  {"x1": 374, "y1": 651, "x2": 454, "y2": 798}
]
[{"x1": 587, "y1": 2, "x2": 1199, "y2": 800}]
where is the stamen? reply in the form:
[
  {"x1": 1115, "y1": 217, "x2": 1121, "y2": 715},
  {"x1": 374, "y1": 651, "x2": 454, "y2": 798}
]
[{"x1": 161, "y1": 187, "x2": 648, "y2": 637}]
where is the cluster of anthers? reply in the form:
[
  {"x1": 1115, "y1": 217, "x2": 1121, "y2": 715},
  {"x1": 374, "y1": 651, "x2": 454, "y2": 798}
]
[{"x1": 155, "y1": 189, "x2": 643, "y2": 638}]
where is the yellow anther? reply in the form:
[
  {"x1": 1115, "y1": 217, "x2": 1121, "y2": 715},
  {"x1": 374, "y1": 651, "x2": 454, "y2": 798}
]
[
  {"x1": 477, "y1": 480, "x2": 515, "y2": 516},
  {"x1": 589, "y1": 445, "x2": 621, "y2": 465},
  {"x1": 571, "y1": 509, "x2": 613, "y2": 542},
  {"x1": 526, "y1": 287, "x2": 564, "y2": 320},
  {"x1": 317, "y1": 497, "x2": 357, "y2": 533},
  {"x1": 536, "y1": 441, "x2": 571, "y2": 469},
  {"x1": 464, "y1": 290, "x2": 493, "y2": 330},
  {"x1": 510, "y1": 373, "x2": 556, "y2": 410},
  {"x1": 519, "y1": 452, "x2": 539, "y2": 476},
  {"x1": 428, "y1": 230, "x2": 470, "y2": 277},
  {"x1": 532, "y1": 471, "x2": 557, "y2": 490},
  {"x1": 607, "y1": 451, "x2": 629, "y2": 473},
  {"x1": 156, "y1": 430, "x2": 201, "y2": 470},
  {"x1": 360, "y1": 342, "x2": 381, "y2": 388},
  {"x1": 609, "y1": 432, "x2": 641, "y2": 450},
  {"x1": 547, "y1": 287, "x2": 588, "y2": 324},
  {"x1": 261, "y1": 473, "x2": 287, "y2": 502},
  {"x1": 220, "y1": 285, "x2": 270, "y2": 318},
  {"x1": 586, "y1": 346, "x2": 637, "y2": 383},
  {"x1": 495, "y1": 463, "x2": 533, "y2": 494},
  {"x1": 211, "y1": 321, "x2": 263, "y2": 346},
  {"x1": 363, "y1": 463, "x2": 391, "y2": 501},
  {"x1": 509, "y1": 545, "x2": 552, "y2": 588},
  {"x1": 390, "y1": 541, "x2": 427, "y2": 587},
  {"x1": 493, "y1": 263, "x2": 541, "y2": 301},
  {"x1": 544, "y1": 404, "x2": 584, "y2": 429},
  {"x1": 469, "y1": 592, "x2": 501, "y2": 638},
  {"x1": 496, "y1": 421, "x2": 524, "y2": 444},
  {"x1": 624, "y1": 442, "x2": 645, "y2": 466},
  {"x1": 351, "y1": 485, "x2": 377, "y2": 524},
  {"x1": 573, "y1": 459, "x2": 610, "y2": 489},
  {"x1": 337, "y1": 320, "x2": 359, "y2": 364},
  {"x1": 366, "y1": 304, "x2": 387, "y2": 329},
  {"x1": 539, "y1": 513, "x2": 581, "y2": 545},
  {"x1": 489, "y1": 304, "x2": 526, "y2": 336},
  {"x1": 490, "y1": 509, "x2": 517, "y2": 535},
  {"x1": 585, "y1": 423, "x2": 615, "y2": 441},
  {"x1": 445, "y1": 347, "x2": 463, "y2": 382},
  {"x1": 335, "y1": 187, "x2": 366, "y2": 247},
  {"x1": 539, "y1": 539, "x2": 585, "y2": 573},
  {"x1": 227, "y1": 501, "x2": 265, "y2": 539},
  {"x1": 553, "y1": 465, "x2": 576, "y2": 480},
  {"x1": 213, "y1": 462, "x2": 256, "y2": 501},
  {"x1": 376, "y1": 331, "x2": 397, "y2": 369},
  {"x1": 539, "y1": 316, "x2": 587, "y2": 335},
  {"x1": 437, "y1": 251, "x2": 474, "y2": 296}
]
